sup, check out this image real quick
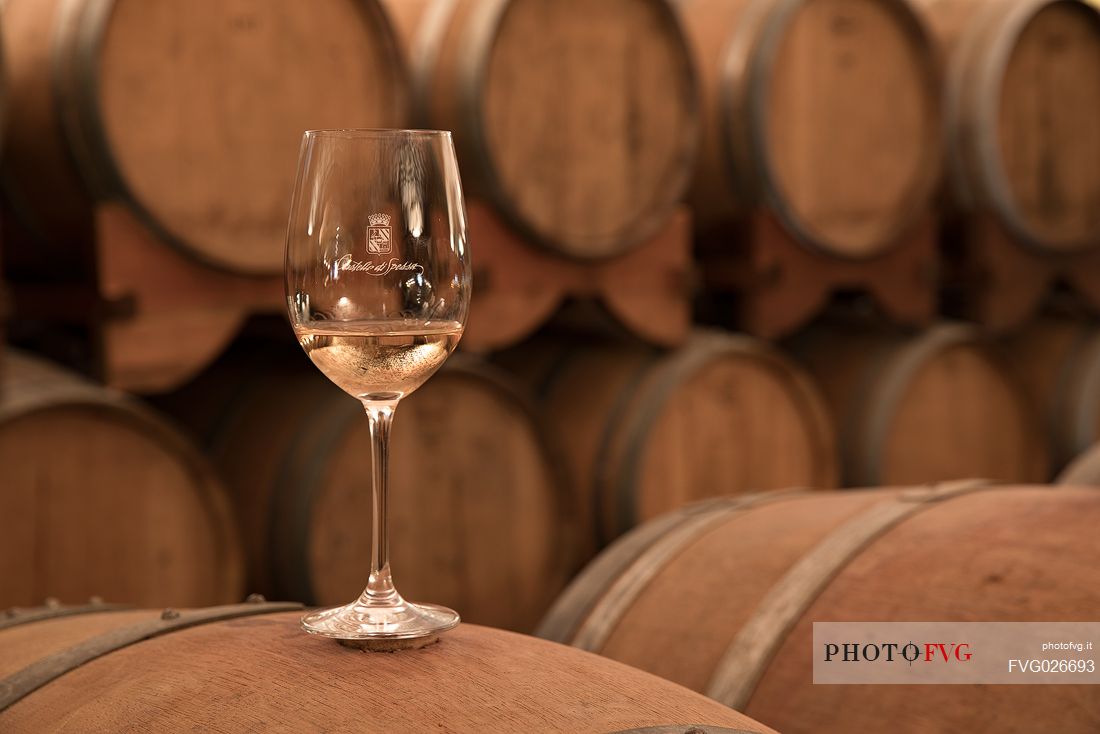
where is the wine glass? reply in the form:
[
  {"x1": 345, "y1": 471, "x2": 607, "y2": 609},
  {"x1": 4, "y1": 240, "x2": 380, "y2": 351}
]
[{"x1": 284, "y1": 129, "x2": 470, "y2": 645}]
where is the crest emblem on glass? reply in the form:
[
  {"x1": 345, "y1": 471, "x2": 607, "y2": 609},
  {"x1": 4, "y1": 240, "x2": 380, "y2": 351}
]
[{"x1": 284, "y1": 129, "x2": 471, "y2": 643}]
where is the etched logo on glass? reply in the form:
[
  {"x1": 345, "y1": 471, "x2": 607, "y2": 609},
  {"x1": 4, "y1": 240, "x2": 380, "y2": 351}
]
[{"x1": 367, "y1": 213, "x2": 392, "y2": 254}]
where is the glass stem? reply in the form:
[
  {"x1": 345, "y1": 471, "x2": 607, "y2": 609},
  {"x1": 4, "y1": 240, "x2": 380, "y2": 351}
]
[{"x1": 361, "y1": 400, "x2": 399, "y2": 606}]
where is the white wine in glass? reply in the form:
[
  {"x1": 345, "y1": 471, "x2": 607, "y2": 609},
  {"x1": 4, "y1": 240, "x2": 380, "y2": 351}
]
[
  {"x1": 284, "y1": 129, "x2": 471, "y2": 644},
  {"x1": 296, "y1": 319, "x2": 465, "y2": 399}
]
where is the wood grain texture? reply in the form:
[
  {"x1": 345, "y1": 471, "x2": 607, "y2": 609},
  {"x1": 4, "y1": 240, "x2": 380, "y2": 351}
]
[
  {"x1": 559, "y1": 491, "x2": 810, "y2": 654},
  {"x1": 1, "y1": 0, "x2": 407, "y2": 274},
  {"x1": 385, "y1": 0, "x2": 698, "y2": 258},
  {"x1": 0, "y1": 352, "x2": 243, "y2": 609},
  {"x1": 546, "y1": 489, "x2": 890, "y2": 692},
  {"x1": 0, "y1": 610, "x2": 152, "y2": 681},
  {"x1": 680, "y1": 0, "x2": 940, "y2": 256},
  {"x1": 0, "y1": 613, "x2": 776, "y2": 734},
  {"x1": 542, "y1": 485, "x2": 1100, "y2": 734},
  {"x1": 746, "y1": 487, "x2": 1100, "y2": 734},
  {"x1": 499, "y1": 330, "x2": 837, "y2": 556},
  {"x1": 536, "y1": 498, "x2": 715, "y2": 644},
  {"x1": 0, "y1": 601, "x2": 302, "y2": 710},
  {"x1": 611, "y1": 728, "x2": 759, "y2": 734},
  {"x1": 787, "y1": 320, "x2": 1047, "y2": 485},
  {"x1": 704, "y1": 480, "x2": 987, "y2": 709},
  {"x1": 173, "y1": 354, "x2": 570, "y2": 633},
  {"x1": 919, "y1": 0, "x2": 1100, "y2": 252}
]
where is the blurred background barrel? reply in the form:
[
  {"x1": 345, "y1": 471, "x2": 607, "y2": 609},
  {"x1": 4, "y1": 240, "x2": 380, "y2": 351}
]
[
  {"x1": 788, "y1": 320, "x2": 1047, "y2": 485},
  {"x1": 0, "y1": 1, "x2": 1098, "y2": 732},
  {"x1": 383, "y1": 0, "x2": 699, "y2": 259},
  {"x1": 1058, "y1": 441, "x2": 1100, "y2": 484},
  {"x1": 500, "y1": 330, "x2": 838, "y2": 554},
  {"x1": 1004, "y1": 315, "x2": 1100, "y2": 474},
  {"x1": 0, "y1": 352, "x2": 242, "y2": 608},
  {"x1": 1, "y1": 0, "x2": 406, "y2": 274},
  {"x1": 165, "y1": 350, "x2": 571, "y2": 633},
  {"x1": 921, "y1": 0, "x2": 1100, "y2": 251},
  {"x1": 0, "y1": 604, "x2": 777, "y2": 733},
  {"x1": 680, "y1": 0, "x2": 941, "y2": 255},
  {"x1": 539, "y1": 484, "x2": 1100, "y2": 733}
]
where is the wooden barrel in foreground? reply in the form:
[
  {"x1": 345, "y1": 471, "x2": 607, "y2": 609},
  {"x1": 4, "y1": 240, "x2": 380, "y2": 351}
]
[
  {"x1": 1003, "y1": 316, "x2": 1100, "y2": 474},
  {"x1": 384, "y1": 0, "x2": 698, "y2": 259},
  {"x1": 540, "y1": 484, "x2": 1100, "y2": 733},
  {"x1": 500, "y1": 330, "x2": 837, "y2": 553},
  {"x1": 1, "y1": 0, "x2": 406, "y2": 274},
  {"x1": 788, "y1": 321, "x2": 1047, "y2": 486},
  {"x1": 174, "y1": 355, "x2": 570, "y2": 633},
  {"x1": 0, "y1": 352, "x2": 242, "y2": 608},
  {"x1": 0, "y1": 602, "x2": 776, "y2": 734},
  {"x1": 920, "y1": 0, "x2": 1100, "y2": 251},
  {"x1": 680, "y1": 0, "x2": 941, "y2": 256}
]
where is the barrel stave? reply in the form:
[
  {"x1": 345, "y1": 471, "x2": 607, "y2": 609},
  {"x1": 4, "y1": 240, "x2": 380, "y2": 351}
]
[
  {"x1": 0, "y1": 352, "x2": 243, "y2": 609},
  {"x1": 0, "y1": 612, "x2": 776, "y2": 733},
  {"x1": 386, "y1": 0, "x2": 699, "y2": 259},
  {"x1": 2, "y1": 0, "x2": 408, "y2": 274},
  {"x1": 921, "y1": 0, "x2": 1100, "y2": 252},
  {"x1": 681, "y1": 0, "x2": 941, "y2": 257},
  {"x1": 501, "y1": 331, "x2": 837, "y2": 553},
  {"x1": 788, "y1": 321, "x2": 1047, "y2": 485},
  {"x1": 542, "y1": 486, "x2": 1100, "y2": 733}
]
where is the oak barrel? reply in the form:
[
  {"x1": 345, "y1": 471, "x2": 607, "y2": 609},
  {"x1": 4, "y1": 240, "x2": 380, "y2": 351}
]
[
  {"x1": 919, "y1": 0, "x2": 1100, "y2": 251},
  {"x1": 499, "y1": 330, "x2": 837, "y2": 553},
  {"x1": 0, "y1": 602, "x2": 775, "y2": 733},
  {"x1": 788, "y1": 321, "x2": 1047, "y2": 485},
  {"x1": 1003, "y1": 316, "x2": 1100, "y2": 474},
  {"x1": 1058, "y1": 442, "x2": 1100, "y2": 484},
  {"x1": 0, "y1": 352, "x2": 243, "y2": 608},
  {"x1": 1, "y1": 0, "x2": 406, "y2": 274},
  {"x1": 175, "y1": 355, "x2": 571, "y2": 633},
  {"x1": 539, "y1": 484, "x2": 1100, "y2": 733},
  {"x1": 680, "y1": 0, "x2": 941, "y2": 256},
  {"x1": 383, "y1": 0, "x2": 698, "y2": 259}
]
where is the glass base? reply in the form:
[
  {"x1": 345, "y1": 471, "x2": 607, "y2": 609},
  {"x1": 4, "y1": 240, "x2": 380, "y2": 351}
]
[{"x1": 301, "y1": 596, "x2": 460, "y2": 641}]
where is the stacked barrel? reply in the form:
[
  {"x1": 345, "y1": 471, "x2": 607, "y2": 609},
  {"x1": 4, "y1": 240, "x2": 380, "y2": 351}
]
[
  {"x1": 1, "y1": 0, "x2": 407, "y2": 389},
  {"x1": 540, "y1": 484, "x2": 1100, "y2": 733},
  {"x1": 3, "y1": 0, "x2": 406, "y2": 272},
  {"x1": 927, "y1": 0, "x2": 1100, "y2": 328},
  {"x1": 1, "y1": 1, "x2": 1099, "y2": 733},
  {"x1": 685, "y1": 0, "x2": 944, "y2": 337},
  {"x1": 385, "y1": 0, "x2": 699, "y2": 260},
  {"x1": 685, "y1": 0, "x2": 941, "y2": 254},
  {"x1": 932, "y1": 0, "x2": 1100, "y2": 252},
  {"x1": 0, "y1": 0, "x2": 409, "y2": 612},
  {"x1": 0, "y1": 351, "x2": 243, "y2": 608}
]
